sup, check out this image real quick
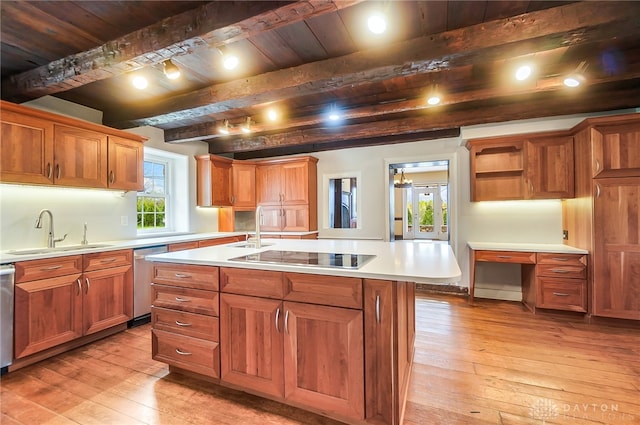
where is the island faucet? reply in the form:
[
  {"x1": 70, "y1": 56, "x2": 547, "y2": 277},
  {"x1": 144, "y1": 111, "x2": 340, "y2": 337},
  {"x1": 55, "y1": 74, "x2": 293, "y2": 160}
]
[
  {"x1": 35, "y1": 209, "x2": 67, "y2": 248},
  {"x1": 253, "y1": 205, "x2": 263, "y2": 248}
]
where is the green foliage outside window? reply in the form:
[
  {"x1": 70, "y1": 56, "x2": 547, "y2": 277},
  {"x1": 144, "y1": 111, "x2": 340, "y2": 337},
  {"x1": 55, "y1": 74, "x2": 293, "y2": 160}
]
[{"x1": 137, "y1": 197, "x2": 165, "y2": 229}]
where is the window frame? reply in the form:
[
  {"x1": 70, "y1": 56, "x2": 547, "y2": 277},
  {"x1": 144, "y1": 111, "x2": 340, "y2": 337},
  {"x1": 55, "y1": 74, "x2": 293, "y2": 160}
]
[{"x1": 137, "y1": 153, "x2": 173, "y2": 234}]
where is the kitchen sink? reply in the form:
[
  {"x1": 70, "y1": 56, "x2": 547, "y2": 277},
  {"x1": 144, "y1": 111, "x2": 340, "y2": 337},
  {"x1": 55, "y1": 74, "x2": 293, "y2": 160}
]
[{"x1": 6, "y1": 243, "x2": 113, "y2": 255}]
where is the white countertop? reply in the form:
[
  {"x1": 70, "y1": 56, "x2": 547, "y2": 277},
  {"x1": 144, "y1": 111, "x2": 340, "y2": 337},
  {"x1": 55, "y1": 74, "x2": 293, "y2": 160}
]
[
  {"x1": 0, "y1": 232, "x2": 247, "y2": 263},
  {"x1": 467, "y1": 241, "x2": 588, "y2": 254},
  {"x1": 145, "y1": 238, "x2": 462, "y2": 284}
]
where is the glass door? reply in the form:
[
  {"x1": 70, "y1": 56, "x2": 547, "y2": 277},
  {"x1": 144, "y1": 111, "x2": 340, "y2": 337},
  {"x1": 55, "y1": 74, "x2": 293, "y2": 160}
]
[{"x1": 406, "y1": 185, "x2": 448, "y2": 240}]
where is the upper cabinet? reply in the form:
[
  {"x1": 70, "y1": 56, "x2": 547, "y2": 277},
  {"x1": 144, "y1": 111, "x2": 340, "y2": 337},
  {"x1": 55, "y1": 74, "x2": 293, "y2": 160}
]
[
  {"x1": 54, "y1": 125, "x2": 108, "y2": 188},
  {"x1": 195, "y1": 154, "x2": 233, "y2": 207},
  {"x1": 0, "y1": 101, "x2": 146, "y2": 190},
  {"x1": 107, "y1": 136, "x2": 144, "y2": 191},
  {"x1": 0, "y1": 108, "x2": 54, "y2": 185},
  {"x1": 586, "y1": 117, "x2": 640, "y2": 178},
  {"x1": 231, "y1": 161, "x2": 256, "y2": 210},
  {"x1": 256, "y1": 156, "x2": 318, "y2": 232},
  {"x1": 467, "y1": 132, "x2": 574, "y2": 201}
]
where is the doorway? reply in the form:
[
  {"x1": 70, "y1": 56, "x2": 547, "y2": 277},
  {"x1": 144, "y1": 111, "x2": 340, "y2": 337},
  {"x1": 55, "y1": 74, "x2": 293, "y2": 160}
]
[{"x1": 390, "y1": 160, "x2": 450, "y2": 241}]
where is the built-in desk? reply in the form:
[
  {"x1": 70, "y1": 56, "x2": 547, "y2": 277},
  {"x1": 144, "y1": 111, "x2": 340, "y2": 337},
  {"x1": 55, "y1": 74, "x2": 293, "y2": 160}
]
[{"x1": 468, "y1": 242, "x2": 589, "y2": 313}]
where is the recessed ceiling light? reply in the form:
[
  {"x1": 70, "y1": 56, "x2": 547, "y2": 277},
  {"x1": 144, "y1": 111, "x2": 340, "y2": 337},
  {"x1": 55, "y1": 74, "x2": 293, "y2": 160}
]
[
  {"x1": 267, "y1": 108, "x2": 278, "y2": 121},
  {"x1": 515, "y1": 65, "x2": 532, "y2": 81},
  {"x1": 427, "y1": 95, "x2": 441, "y2": 106},
  {"x1": 367, "y1": 13, "x2": 387, "y2": 34},
  {"x1": 223, "y1": 54, "x2": 239, "y2": 70},
  {"x1": 132, "y1": 75, "x2": 148, "y2": 89},
  {"x1": 564, "y1": 61, "x2": 588, "y2": 88}
]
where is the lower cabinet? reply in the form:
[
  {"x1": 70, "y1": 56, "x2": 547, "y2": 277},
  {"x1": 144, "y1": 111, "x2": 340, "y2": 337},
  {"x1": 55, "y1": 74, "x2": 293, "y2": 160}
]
[
  {"x1": 151, "y1": 263, "x2": 220, "y2": 379},
  {"x1": 14, "y1": 250, "x2": 133, "y2": 359},
  {"x1": 150, "y1": 264, "x2": 415, "y2": 425}
]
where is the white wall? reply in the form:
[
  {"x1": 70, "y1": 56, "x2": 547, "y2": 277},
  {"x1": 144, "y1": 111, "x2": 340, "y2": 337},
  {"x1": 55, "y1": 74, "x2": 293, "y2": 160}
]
[{"x1": 0, "y1": 99, "x2": 215, "y2": 251}]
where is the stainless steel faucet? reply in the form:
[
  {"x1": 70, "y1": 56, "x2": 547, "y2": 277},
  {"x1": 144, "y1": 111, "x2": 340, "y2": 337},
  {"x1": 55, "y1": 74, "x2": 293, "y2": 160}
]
[
  {"x1": 254, "y1": 205, "x2": 263, "y2": 249},
  {"x1": 35, "y1": 209, "x2": 67, "y2": 248}
]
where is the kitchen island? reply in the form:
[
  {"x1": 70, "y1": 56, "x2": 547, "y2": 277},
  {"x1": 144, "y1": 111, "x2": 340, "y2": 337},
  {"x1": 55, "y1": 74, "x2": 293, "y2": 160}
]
[{"x1": 146, "y1": 239, "x2": 461, "y2": 425}]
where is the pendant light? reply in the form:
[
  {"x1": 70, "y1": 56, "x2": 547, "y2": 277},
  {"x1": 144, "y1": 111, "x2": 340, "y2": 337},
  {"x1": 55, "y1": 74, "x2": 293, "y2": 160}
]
[{"x1": 394, "y1": 169, "x2": 413, "y2": 188}]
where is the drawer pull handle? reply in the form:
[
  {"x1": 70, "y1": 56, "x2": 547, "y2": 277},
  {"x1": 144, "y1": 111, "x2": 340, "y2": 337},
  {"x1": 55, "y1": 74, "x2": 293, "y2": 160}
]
[
  {"x1": 175, "y1": 320, "x2": 191, "y2": 327},
  {"x1": 552, "y1": 292, "x2": 570, "y2": 297},
  {"x1": 175, "y1": 348, "x2": 192, "y2": 356},
  {"x1": 46, "y1": 163, "x2": 53, "y2": 179},
  {"x1": 100, "y1": 258, "x2": 117, "y2": 263},
  {"x1": 76, "y1": 278, "x2": 82, "y2": 295},
  {"x1": 40, "y1": 265, "x2": 62, "y2": 271},
  {"x1": 174, "y1": 273, "x2": 192, "y2": 278},
  {"x1": 275, "y1": 308, "x2": 281, "y2": 333},
  {"x1": 550, "y1": 257, "x2": 569, "y2": 262},
  {"x1": 85, "y1": 277, "x2": 90, "y2": 293},
  {"x1": 284, "y1": 310, "x2": 290, "y2": 334},
  {"x1": 175, "y1": 297, "x2": 191, "y2": 302},
  {"x1": 375, "y1": 295, "x2": 381, "y2": 323},
  {"x1": 497, "y1": 255, "x2": 512, "y2": 259},
  {"x1": 551, "y1": 269, "x2": 571, "y2": 274}
]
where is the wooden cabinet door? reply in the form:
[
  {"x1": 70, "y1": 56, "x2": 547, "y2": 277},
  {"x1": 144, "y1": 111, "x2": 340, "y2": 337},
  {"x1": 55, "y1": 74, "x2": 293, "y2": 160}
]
[
  {"x1": 592, "y1": 178, "x2": 640, "y2": 320},
  {"x1": 231, "y1": 162, "x2": 256, "y2": 209},
  {"x1": 256, "y1": 163, "x2": 283, "y2": 204},
  {"x1": 195, "y1": 154, "x2": 232, "y2": 207},
  {"x1": 210, "y1": 156, "x2": 232, "y2": 206},
  {"x1": 591, "y1": 121, "x2": 640, "y2": 178},
  {"x1": 282, "y1": 205, "x2": 310, "y2": 231},
  {"x1": 283, "y1": 301, "x2": 364, "y2": 420},
  {"x1": 260, "y1": 206, "x2": 284, "y2": 231},
  {"x1": 54, "y1": 125, "x2": 108, "y2": 188},
  {"x1": 14, "y1": 274, "x2": 83, "y2": 359},
  {"x1": 82, "y1": 265, "x2": 133, "y2": 335},
  {"x1": 1, "y1": 110, "x2": 54, "y2": 184},
  {"x1": 282, "y1": 161, "x2": 309, "y2": 204},
  {"x1": 526, "y1": 135, "x2": 574, "y2": 199},
  {"x1": 219, "y1": 293, "x2": 284, "y2": 398},
  {"x1": 107, "y1": 136, "x2": 143, "y2": 191}
]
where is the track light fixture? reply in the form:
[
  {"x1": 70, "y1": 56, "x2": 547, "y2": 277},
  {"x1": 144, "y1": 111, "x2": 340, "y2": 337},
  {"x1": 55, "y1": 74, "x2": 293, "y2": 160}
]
[
  {"x1": 241, "y1": 117, "x2": 253, "y2": 134},
  {"x1": 564, "y1": 61, "x2": 588, "y2": 88},
  {"x1": 426, "y1": 84, "x2": 442, "y2": 106},
  {"x1": 218, "y1": 119, "x2": 231, "y2": 135},
  {"x1": 163, "y1": 59, "x2": 180, "y2": 80}
]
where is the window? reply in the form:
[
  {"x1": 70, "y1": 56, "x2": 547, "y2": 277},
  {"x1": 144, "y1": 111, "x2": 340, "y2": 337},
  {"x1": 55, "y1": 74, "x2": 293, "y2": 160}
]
[
  {"x1": 137, "y1": 159, "x2": 169, "y2": 231},
  {"x1": 136, "y1": 147, "x2": 189, "y2": 235}
]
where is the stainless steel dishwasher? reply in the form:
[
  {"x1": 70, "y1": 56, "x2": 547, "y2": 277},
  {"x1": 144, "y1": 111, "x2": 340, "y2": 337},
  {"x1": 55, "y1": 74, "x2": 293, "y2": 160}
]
[
  {"x1": 132, "y1": 245, "x2": 167, "y2": 326},
  {"x1": 1, "y1": 264, "x2": 15, "y2": 374}
]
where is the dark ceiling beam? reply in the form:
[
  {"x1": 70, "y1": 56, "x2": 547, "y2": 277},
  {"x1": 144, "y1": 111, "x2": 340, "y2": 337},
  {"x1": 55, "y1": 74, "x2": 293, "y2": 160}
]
[
  {"x1": 206, "y1": 83, "x2": 640, "y2": 154},
  {"x1": 0, "y1": 1, "x2": 362, "y2": 102},
  {"x1": 104, "y1": 1, "x2": 640, "y2": 129},
  {"x1": 164, "y1": 67, "x2": 640, "y2": 143}
]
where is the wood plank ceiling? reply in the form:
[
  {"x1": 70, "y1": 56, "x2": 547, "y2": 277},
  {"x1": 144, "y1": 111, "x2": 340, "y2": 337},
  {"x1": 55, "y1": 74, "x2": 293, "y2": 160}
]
[{"x1": 2, "y1": 1, "x2": 639, "y2": 159}]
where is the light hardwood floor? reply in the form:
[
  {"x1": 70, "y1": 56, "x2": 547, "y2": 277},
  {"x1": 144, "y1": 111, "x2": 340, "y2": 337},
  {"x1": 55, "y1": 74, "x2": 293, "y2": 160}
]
[{"x1": 2, "y1": 293, "x2": 639, "y2": 425}]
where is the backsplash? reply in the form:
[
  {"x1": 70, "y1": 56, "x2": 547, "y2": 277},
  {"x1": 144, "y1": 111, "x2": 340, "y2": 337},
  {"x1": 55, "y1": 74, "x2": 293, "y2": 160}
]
[{"x1": 0, "y1": 184, "x2": 137, "y2": 250}]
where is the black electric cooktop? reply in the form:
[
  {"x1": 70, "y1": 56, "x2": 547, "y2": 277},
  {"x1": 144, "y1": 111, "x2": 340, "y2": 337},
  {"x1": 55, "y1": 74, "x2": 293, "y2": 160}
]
[{"x1": 229, "y1": 250, "x2": 376, "y2": 269}]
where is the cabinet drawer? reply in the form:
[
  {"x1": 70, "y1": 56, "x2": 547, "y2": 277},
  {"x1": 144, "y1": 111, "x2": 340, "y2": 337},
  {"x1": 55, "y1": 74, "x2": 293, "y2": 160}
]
[
  {"x1": 152, "y1": 329, "x2": 220, "y2": 379},
  {"x1": 475, "y1": 250, "x2": 536, "y2": 264},
  {"x1": 153, "y1": 263, "x2": 219, "y2": 290},
  {"x1": 198, "y1": 236, "x2": 244, "y2": 247},
  {"x1": 152, "y1": 306, "x2": 219, "y2": 341},
  {"x1": 83, "y1": 249, "x2": 132, "y2": 271},
  {"x1": 15, "y1": 255, "x2": 83, "y2": 283},
  {"x1": 284, "y1": 273, "x2": 363, "y2": 309},
  {"x1": 168, "y1": 241, "x2": 199, "y2": 252},
  {"x1": 152, "y1": 284, "x2": 219, "y2": 316},
  {"x1": 536, "y1": 264, "x2": 586, "y2": 279},
  {"x1": 537, "y1": 277, "x2": 587, "y2": 312},
  {"x1": 536, "y1": 253, "x2": 587, "y2": 267},
  {"x1": 220, "y1": 267, "x2": 287, "y2": 299}
]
